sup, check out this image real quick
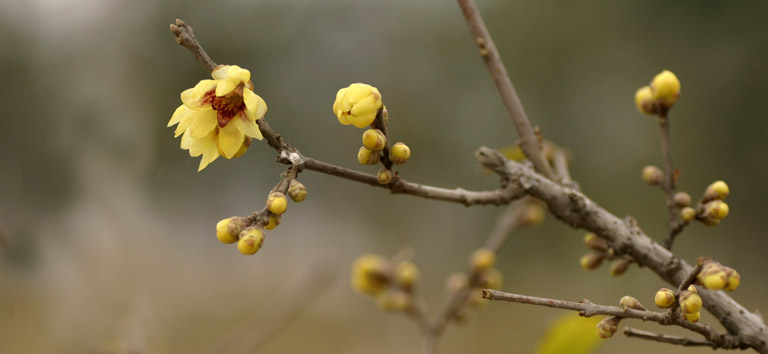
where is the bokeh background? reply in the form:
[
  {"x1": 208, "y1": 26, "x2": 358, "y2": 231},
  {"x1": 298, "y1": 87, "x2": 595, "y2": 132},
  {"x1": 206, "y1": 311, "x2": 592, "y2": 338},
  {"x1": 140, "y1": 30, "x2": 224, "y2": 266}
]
[{"x1": 1, "y1": 0, "x2": 767, "y2": 353}]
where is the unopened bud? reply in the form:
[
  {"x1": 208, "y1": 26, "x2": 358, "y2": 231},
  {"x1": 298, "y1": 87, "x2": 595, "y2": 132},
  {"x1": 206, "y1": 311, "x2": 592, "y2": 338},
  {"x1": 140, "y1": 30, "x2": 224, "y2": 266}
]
[
  {"x1": 216, "y1": 217, "x2": 244, "y2": 244},
  {"x1": 723, "y1": 267, "x2": 740, "y2": 291},
  {"x1": 377, "y1": 168, "x2": 393, "y2": 185},
  {"x1": 377, "y1": 290, "x2": 411, "y2": 311},
  {"x1": 237, "y1": 227, "x2": 265, "y2": 255},
  {"x1": 389, "y1": 142, "x2": 411, "y2": 165},
  {"x1": 478, "y1": 268, "x2": 503, "y2": 290},
  {"x1": 704, "y1": 200, "x2": 729, "y2": 220},
  {"x1": 684, "y1": 311, "x2": 701, "y2": 323},
  {"x1": 680, "y1": 207, "x2": 696, "y2": 222},
  {"x1": 470, "y1": 248, "x2": 496, "y2": 272},
  {"x1": 596, "y1": 316, "x2": 621, "y2": 339},
  {"x1": 703, "y1": 180, "x2": 729, "y2": 202},
  {"x1": 634, "y1": 86, "x2": 656, "y2": 115},
  {"x1": 266, "y1": 192, "x2": 288, "y2": 215},
  {"x1": 520, "y1": 204, "x2": 546, "y2": 226},
  {"x1": 357, "y1": 146, "x2": 380, "y2": 165},
  {"x1": 680, "y1": 290, "x2": 702, "y2": 314},
  {"x1": 580, "y1": 253, "x2": 606, "y2": 271},
  {"x1": 610, "y1": 259, "x2": 632, "y2": 277},
  {"x1": 673, "y1": 192, "x2": 692, "y2": 207},
  {"x1": 351, "y1": 254, "x2": 390, "y2": 296},
  {"x1": 264, "y1": 215, "x2": 281, "y2": 230},
  {"x1": 654, "y1": 288, "x2": 676, "y2": 308},
  {"x1": 650, "y1": 70, "x2": 681, "y2": 109},
  {"x1": 583, "y1": 233, "x2": 609, "y2": 252},
  {"x1": 697, "y1": 263, "x2": 728, "y2": 290},
  {"x1": 362, "y1": 129, "x2": 387, "y2": 151},
  {"x1": 287, "y1": 180, "x2": 307, "y2": 203},
  {"x1": 619, "y1": 296, "x2": 646, "y2": 311},
  {"x1": 394, "y1": 261, "x2": 420, "y2": 289},
  {"x1": 641, "y1": 165, "x2": 663, "y2": 186}
]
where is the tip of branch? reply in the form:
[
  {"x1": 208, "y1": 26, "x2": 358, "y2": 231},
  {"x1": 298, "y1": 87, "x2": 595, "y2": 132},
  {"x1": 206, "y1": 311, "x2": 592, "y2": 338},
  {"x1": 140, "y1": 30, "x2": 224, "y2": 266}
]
[
  {"x1": 481, "y1": 289, "x2": 492, "y2": 299},
  {"x1": 175, "y1": 18, "x2": 186, "y2": 27},
  {"x1": 169, "y1": 24, "x2": 180, "y2": 36}
]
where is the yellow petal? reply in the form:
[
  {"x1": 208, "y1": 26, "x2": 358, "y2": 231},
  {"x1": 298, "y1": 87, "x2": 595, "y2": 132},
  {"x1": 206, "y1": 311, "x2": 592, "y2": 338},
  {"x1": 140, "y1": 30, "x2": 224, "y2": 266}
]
[
  {"x1": 215, "y1": 77, "x2": 239, "y2": 97},
  {"x1": 218, "y1": 121, "x2": 245, "y2": 158},
  {"x1": 193, "y1": 79, "x2": 217, "y2": 93},
  {"x1": 229, "y1": 66, "x2": 250, "y2": 83},
  {"x1": 189, "y1": 130, "x2": 215, "y2": 157},
  {"x1": 350, "y1": 94, "x2": 380, "y2": 117},
  {"x1": 211, "y1": 65, "x2": 230, "y2": 80},
  {"x1": 168, "y1": 105, "x2": 186, "y2": 127},
  {"x1": 189, "y1": 109, "x2": 218, "y2": 139},
  {"x1": 239, "y1": 116, "x2": 263, "y2": 140},
  {"x1": 350, "y1": 112, "x2": 376, "y2": 129},
  {"x1": 181, "y1": 88, "x2": 197, "y2": 105},
  {"x1": 180, "y1": 129, "x2": 193, "y2": 150},
  {"x1": 243, "y1": 89, "x2": 267, "y2": 120},
  {"x1": 174, "y1": 108, "x2": 200, "y2": 137},
  {"x1": 198, "y1": 143, "x2": 220, "y2": 171},
  {"x1": 337, "y1": 112, "x2": 351, "y2": 125}
]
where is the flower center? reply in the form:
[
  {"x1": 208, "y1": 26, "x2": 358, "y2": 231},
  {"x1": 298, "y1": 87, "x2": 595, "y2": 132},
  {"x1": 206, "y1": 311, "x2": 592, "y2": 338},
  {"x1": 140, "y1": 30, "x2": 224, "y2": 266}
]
[{"x1": 203, "y1": 84, "x2": 247, "y2": 128}]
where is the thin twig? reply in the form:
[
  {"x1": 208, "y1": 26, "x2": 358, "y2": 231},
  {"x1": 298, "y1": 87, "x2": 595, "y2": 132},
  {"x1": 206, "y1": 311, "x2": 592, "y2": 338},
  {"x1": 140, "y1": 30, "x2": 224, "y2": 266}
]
[
  {"x1": 483, "y1": 198, "x2": 528, "y2": 253},
  {"x1": 455, "y1": 0, "x2": 556, "y2": 180},
  {"x1": 658, "y1": 112, "x2": 679, "y2": 250},
  {"x1": 623, "y1": 327, "x2": 717, "y2": 348},
  {"x1": 170, "y1": 19, "x2": 217, "y2": 73}
]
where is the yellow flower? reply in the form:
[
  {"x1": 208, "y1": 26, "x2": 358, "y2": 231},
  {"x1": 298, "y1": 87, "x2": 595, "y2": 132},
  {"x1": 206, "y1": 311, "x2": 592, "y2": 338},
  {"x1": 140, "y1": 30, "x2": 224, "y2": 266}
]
[
  {"x1": 168, "y1": 65, "x2": 268, "y2": 171},
  {"x1": 333, "y1": 83, "x2": 382, "y2": 128}
]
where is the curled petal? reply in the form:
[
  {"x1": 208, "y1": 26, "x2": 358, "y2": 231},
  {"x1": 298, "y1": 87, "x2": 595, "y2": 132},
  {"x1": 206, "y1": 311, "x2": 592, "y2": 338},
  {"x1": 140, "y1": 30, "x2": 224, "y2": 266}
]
[
  {"x1": 350, "y1": 94, "x2": 380, "y2": 117},
  {"x1": 215, "y1": 77, "x2": 240, "y2": 97},
  {"x1": 243, "y1": 89, "x2": 267, "y2": 120},
  {"x1": 190, "y1": 109, "x2": 218, "y2": 139},
  {"x1": 218, "y1": 121, "x2": 245, "y2": 158},
  {"x1": 239, "y1": 115, "x2": 263, "y2": 140},
  {"x1": 174, "y1": 108, "x2": 200, "y2": 137},
  {"x1": 211, "y1": 65, "x2": 230, "y2": 80},
  {"x1": 168, "y1": 105, "x2": 186, "y2": 127},
  {"x1": 188, "y1": 130, "x2": 216, "y2": 157},
  {"x1": 198, "y1": 142, "x2": 220, "y2": 171}
]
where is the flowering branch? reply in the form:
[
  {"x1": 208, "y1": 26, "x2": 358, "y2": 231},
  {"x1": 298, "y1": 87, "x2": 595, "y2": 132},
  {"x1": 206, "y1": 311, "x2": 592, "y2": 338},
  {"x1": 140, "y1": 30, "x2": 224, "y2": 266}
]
[{"x1": 455, "y1": 0, "x2": 556, "y2": 181}]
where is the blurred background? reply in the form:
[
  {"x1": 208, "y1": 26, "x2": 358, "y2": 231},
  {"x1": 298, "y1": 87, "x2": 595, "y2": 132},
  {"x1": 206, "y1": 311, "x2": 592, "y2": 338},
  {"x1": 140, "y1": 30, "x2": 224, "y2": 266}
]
[{"x1": 1, "y1": 0, "x2": 767, "y2": 353}]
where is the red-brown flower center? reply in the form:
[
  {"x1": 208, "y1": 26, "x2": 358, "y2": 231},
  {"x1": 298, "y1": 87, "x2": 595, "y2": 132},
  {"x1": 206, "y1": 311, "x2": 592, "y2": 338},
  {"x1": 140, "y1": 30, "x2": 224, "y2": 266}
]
[{"x1": 202, "y1": 84, "x2": 247, "y2": 128}]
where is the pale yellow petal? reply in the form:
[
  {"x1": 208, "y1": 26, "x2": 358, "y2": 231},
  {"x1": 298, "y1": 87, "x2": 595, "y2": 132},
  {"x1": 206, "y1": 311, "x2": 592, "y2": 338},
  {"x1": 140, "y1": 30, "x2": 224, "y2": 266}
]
[
  {"x1": 198, "y1": 143, "x2": 220, "y2": 172},
  {"x1": 174, "y1": 108, "x2": 199, "y2": 137},
  {"x1": 215, "y1": 77, "x2": 239, "y2": 97},
  {"x1": 180, "y1": 88, "x2": 197, "y2": 105},
  {"x1": 180, "y1": 129, "x2": 193, "y2": 150},
  {"x1": 229, "y1": 66, "x2": 250, "y2": 83},
  {"x1": 211, "y1": 65, "x2": 230, "y2": 80},
  {"x1": 239, "y1": 116, "x2": 263, "y2": 140},
  {"x1": 218, "y1": 121, "x2": 245, "y2": 158},
  {"x1": 337, "y1": 112, "x2": 351, "y2": 125},
  {"x1": 350, "y1": 112, "x2": 376, "y2": 129},
  {"x1": 193, "y1": 79, "x2": 217, "y2": 93},
  {"x1": 189, "y1": 130, "x2": 215, "y2": 157},
  {"x1": 243, "y1": 89, "x2": 267, "y2": 120},
  {"x1": 350, "y1": 94, "x2": 380, "y2": 116},
  {"x1": 189, "y1": 109, "x2": 218, "y2": 139},
  {"x1": 168, "y1": 105, "x2": 186, "y2": 127}
]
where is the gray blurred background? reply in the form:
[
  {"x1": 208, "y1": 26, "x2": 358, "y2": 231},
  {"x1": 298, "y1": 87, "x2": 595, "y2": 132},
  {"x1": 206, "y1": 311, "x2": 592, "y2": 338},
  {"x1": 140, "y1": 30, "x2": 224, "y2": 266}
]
[{"x1": 1, "y1": 0, "x2": 767, "y2": 353}]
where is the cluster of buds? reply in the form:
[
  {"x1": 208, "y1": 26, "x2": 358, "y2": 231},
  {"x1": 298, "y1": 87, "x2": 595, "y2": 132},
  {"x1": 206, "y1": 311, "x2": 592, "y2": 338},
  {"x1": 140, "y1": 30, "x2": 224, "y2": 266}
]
[
  {"x1": 678, "y1": 180, "x2": 730, "y2": 226},
  {"x1": 635, "y1": 70, "x2": 681, "y2": 115},
  {"x1": 596, "y1": 316, "x2": 621, "y2": 339},
  {"x1": 351, "y1": 253, "x2": 421, "y2": 312},
  {"x1": 579, "y1": 233, "x2": 633, "y2": 276},
  {"x1": 697, "y1": 260, "x2": 740, "y2": 292},
  {"x1": 215, "y1": 179, "x2": 307, "y2": 255},
  {"x1": 333, "y1": 83, "x2": 411, "y2": 185},
  {"x1": 654, "y1": 286, "x2": 702, "y2": 323},
  {"x1": 445, "y1": 248, "x2": 504, "y2": 308}
]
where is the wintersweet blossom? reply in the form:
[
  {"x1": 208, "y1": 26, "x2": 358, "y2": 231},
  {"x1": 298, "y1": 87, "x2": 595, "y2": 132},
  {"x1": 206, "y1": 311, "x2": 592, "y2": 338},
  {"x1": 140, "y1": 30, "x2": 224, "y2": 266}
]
[
  {"x1": 168, "y1": 65, "x2": 267, "y2": 171},
  {"x1": 333, "y1": 83, "x2": 382, "y2": 128}
]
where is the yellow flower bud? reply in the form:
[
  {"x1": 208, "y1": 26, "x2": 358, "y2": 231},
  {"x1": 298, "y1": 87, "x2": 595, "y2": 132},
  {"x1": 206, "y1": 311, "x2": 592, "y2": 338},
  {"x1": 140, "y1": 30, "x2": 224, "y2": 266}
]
[
  {"x1": 351, "y1": 254, "x2": 390, "y2": 296},
  {"x1": 684, "y1": 311, "x2": 701, "y2": 323},
  {"x1": 680, "y1": 290, "x2": 702, "y2": 314},
  {"x1": 583, "y1": 233, "x2": 609, "y2": 252},
  {"x1": 520, "y1": 204, "x2": 546, "y2": 226},
  {"x1": 287, "y1": 180, "x2": 307, "y2": 203},
  {"x1": 264, "y1": 214, "x2": 281, "y2": 230},
  {"x1": 641, "y1": 165, "x2": 663, "y2": 186},
  {"x1": 596, "y1": 316, "x2": 620, "y2": 339},
  {"x1": 650, "y1": 70, "x2": 681, "y2": 109},
  {"x1": 705, "y1": 200, "x2": 729, "y2": 220},
  {"x1": 687, "y1": 285, "x2": 698, "y2": 293},
  {"x1": 619, "y1": 296, "x2": 646, "y2": 311},
  {"x1": 673, "y1": 192, "x2": 692, "y2": 208},
  {"x1": 723, "y1": 267, "x2": 740, "y2": 291},
  {"x1": 654, "y1": 288, "x2": 676, "y2": 308},
  {"x1": 681, "y1": 207, "x2": 696, "y2": 222},
  {"x1": 357, "y1": 146, "x2": 380, "y2": 165},
  {"x1": 216, "y1": 217, "x2": 243, "y2": 244},
  {"x1": 377, "y1": 168, "x2": 393, "y2": 185},
  {"x1": 362, "y1": 129, "x2": 387, "y2": 151},
  {"x1": 634, "y1": 86, "x2": 656, "y2": 115},
  {"x1": 237, "y1": 227, "x2": 265, "y2": 255},
  {"x1": 478, "y1": 268, "x2": 503, "y2": 290},
  {"x1": 266, "y1": 192, "x2": 288, "y2": 215},
  {"x1": 697, "y1": 263, "x2": 728, "y2": 290},
  {"x1": 704, "y1": 180, "x2": 730, "y2": 202},
  {"x1": 376, "y1": 290, "x2": 411, "y2": 311},
  {"x1": 333, "y1": 83, "x2": 382, "y2": 128},
  {"x1": 389, "y1": 142, "x2": 411, "y2": 165},
  {"x1": 609, "y1": 259, "x2": 632, "y2": 277},
  {"x1": 580, "y1": 253, "x2": 606, "y2": 271},
  {"x1": 446, "y1": 273, "x2": 468, "y2": 293},
  {"x1": 469, "y1": 248, "x2": 496, "y2": 272},
  {"x1": 394, "y1": 261, "x2": 419, "y2": 289}
]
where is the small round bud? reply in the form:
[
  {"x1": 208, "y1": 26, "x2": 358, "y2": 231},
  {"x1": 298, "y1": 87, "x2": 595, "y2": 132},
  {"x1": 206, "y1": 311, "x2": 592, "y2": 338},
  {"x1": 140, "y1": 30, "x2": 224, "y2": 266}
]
[
  {"x1": 580, "y1": 253, "x2": 606, "y2": 271},
  {"x1": 264, "y1": 215, "x2": 281, "y2": 230},
  {"x1": 650, "y1": 70, "x2": 681, "y2": 109},
  {"x1": 609, "y1": 259, "x2": 632, "y2": 277},
  {"x1": 619, "y1": 296, "x2": 646, "y2": 311},
  {"x1": 377, "y1": 168, "x2": 393, "y2": 185},
  {"x1": 478, "y1": 268, "x2": 503, "y2": 290},
  {"x1": 216, "y1": 217, "x2": 243, "y2": 244},
  {"x1": 641, "y1": 165, "x2": 663, "y2": 186},
  {"x1": 583, "y1": 233, "x2": 609, "y2": 252},
  {"x1": 287, "y1": 180, "x2": 307, "y2": 203},
  {"x1": 266, "y1": 192, "x2": 288, "y2": 215},
  {"x1": 596, "y1": 317, "x2": 620, "y2": 339},
  {"x1": 377, "y1": 290, "x2": 411, "y2": 311},
  {"x1": 673, "y1": 192, "x2": 692, "y2": 208},
  {"x1": 680, "y1": 207, "x2": 696, "y2": 222},
  {"x1": 680, "y1": 290, "x2": 702, "y2": 314},
  {"x1": 357, "y1": 146, "x2": 380, "y2": 165},
  {"x1": 684, "y1": 311, "x2": 701, "y2": 323},
  {"x1": 705, "y1": 200, "x2": 729, "y2": 220},
  {"x1": 687, "y1": 285, "x2": 698, "y2": 293},
  {"x1": 351, "y1": 254, "x2": 390, "y2": 296},
  {"x1": 703, "y1": 180, "x2": 729, "y2": 202},
  {"x1": 723, "y1": 267, "x2": 740, "y2": 291},
  {"x1": 697, "y1": 263, "x2": 728, "y2": 290},
  {"x1": 389, "y1": 142, "x2": 411, "y2": 165},
  {"x1": 237, "y1": 227, "x2": 265, "y2": 255},
  {"x1": 394, "y1": 261, "x2": 419, "y2": 289},
  {"x1": 470, "y1": 248, "x2": 496, "y2": 272},
  {"x1": 446, "y1": 273, "x2": 468, "y2": 293},
  {"x1": 654, "y1": 288, "x2": 676, "y2": 308},
  {"x1": 520, "y1": 204, "x2": 546, "y2": 226},
  {"x1": 634, "y1": 86, "x2": 656, "y2": 115},
  {"x1": 362, "y1": 129, "x2": 387, "y2": 151}
]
